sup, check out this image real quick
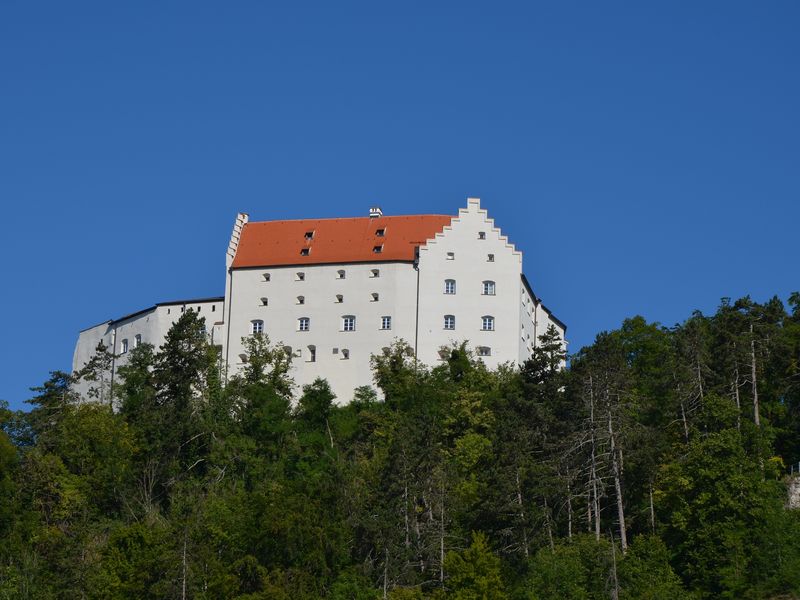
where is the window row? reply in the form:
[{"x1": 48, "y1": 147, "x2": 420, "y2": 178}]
[
  {"x1": 261, "y1": 292, "x2": 383, "y2": 306},
  {"x1": 442, "y1": 315, "x2": 495, "y2": 331},
  {"x1": 444, "y1": 252, "x2": 494, "y2": 262},
  {"x1": 251, "y1": 315, "x2": 393, "y2": 334},
  {"x1": 119, "y1": 334, "x2": 143, "y2": 354},
  {"x1": 444, "y1": 280, "x2": 496, "y2": 295},
  {"x1": 239, "y1": 345, "x2": 352, "y2": 364},
  {"x1": 438, "y1": 346, "x2": 492, "y2": 359},
  {"x1": 262, "y1": 268, "x2": 381, "y2": 282},
  {"x1": 251, "y1": 314, "x2": 495, "y2": 334}
]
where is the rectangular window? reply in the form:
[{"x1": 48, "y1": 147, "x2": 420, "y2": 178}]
[
  {"x1": 478, "y1": 231, "x2": 486, "y2": 240},
  {"x1": 120, "y1": 339, "x2": 129, "y2": 354},
  {"x1": 134, "y1": 334, "x2": 141, "y2": 348},
  {"x1": 444, "y1": 315, "x2": 456, "y2": 330},
  {"x1": 482, "y1": 281, "x2": 496, "y2": 295},
  {"x1": 482, "y1": 316, "x2": 495, "y2": 331},
  {"x1": 298, "y1": 317, "x2": 310, "y2": 331},
  {"x1": 251, "y1": 320, "x2": 264, "y2": 334},
  {"x1": 381, "y1": 316, "x2": 392, "y2": 330},
  {"x1": 477, "y1": 346, "x2": 491, "y2": 357},
  {"x1": 444, "y1": 279, "x2": 456, "y2": 295},
  {"x1": 342, "y1": 316, "x2": 356, "y2": 331}
]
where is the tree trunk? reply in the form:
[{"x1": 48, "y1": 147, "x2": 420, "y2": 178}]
[
  {"x1": 544, "y1": 498, "x2": 555, "y2": 552},
  {"x1": 589, "y1": 375, "x2": 601, "y2": 541},
  {"x1": 515, "y1": 468, "x2": 529, "y2": 557},
  {"x1": 567, "y1": 476, "x2": 573, "y2": 540},
  {"x1": 750, "y1": 323, "x2": 760, "y2": 428},
  {"x1": 649, "y1": 483, "x2": 655, "y2": 534},
  {"x1": 608, "y1": 407, "x2": 627, "y2": 554}
]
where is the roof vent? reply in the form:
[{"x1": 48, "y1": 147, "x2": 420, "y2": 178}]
[{"x1": 369, "y1": 206, "x2": 383, "y2": 218}]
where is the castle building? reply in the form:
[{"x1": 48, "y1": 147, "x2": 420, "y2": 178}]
[{"x1": 73, "y1": 198, "x2": 566, "y2": 403}]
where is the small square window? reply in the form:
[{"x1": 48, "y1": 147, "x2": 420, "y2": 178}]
[
  {"x1": 477, "y1": 346, "x2": 491, "y2": 357},
  {"x1": 487, "y1": 254, "x2": 495, "y2": 262},
  {"x1": 371, "y1": 293, "x2": 379, "y2": 302},
  {"x1": 263, "y1": 273, "x2": 271, "y2": 282},
  {"x1": 373, "y1": 245, "x2": 383, "y2": 253},
  {"x1": 297, "y1": 296, "x2": 304, "y2": 305},
  {"x1": 371, "y1": 268, "x2": 380, "y2": 278},
  {"x1": 296, "y1": 272, "x2": 305, "y2": 281},
  {"x1": 251, "y1": 320, "x2": 264, "y2": 335},
  {"x1": 337, "y1": 269, "x2": 346, "y2": 279},
  {"x1": 341, "y1": 349, "x2": 350, "y2": 360},
  {"x1": 300, "y1": 248, "x2": 310, "y2": 256},
  {"x1": 336, "y1": 294, "x2": 343, "y2": 303},
  {"x1": 376, "y1": 228, "x2": 386, "y2": 237},
  {"x1": 446, "y1": 252, "x2": 455, "y2": 260},
  {"x1": 478, "y1": 231, "x2": 486, "y2": 240},
  {"x1": 261, "y1": 297, "x2": 269, "y2": 306}
]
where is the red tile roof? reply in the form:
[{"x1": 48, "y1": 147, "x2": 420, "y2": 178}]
[{"x1": 230, "y1": 214, "x2": 454, "y2": 269}]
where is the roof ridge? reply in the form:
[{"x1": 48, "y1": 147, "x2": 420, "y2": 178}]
[{"x1": 245, "y1": 214, "x2": 453, "y2": 225}]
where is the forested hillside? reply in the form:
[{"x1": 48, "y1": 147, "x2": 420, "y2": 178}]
[{"x1": 2, "y1": 293, "x2": 800, "y2": 599}]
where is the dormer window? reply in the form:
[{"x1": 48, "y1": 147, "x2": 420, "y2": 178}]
[
  {"x1": 300, "y1": 248, "x2": 310, "y2": 256},
  {"x1": 304, "y1": 231, "x2": 315, "y2": 240},
  {"x1": 337, "y1": 269, "x2": 346, "y2": 279},
  {"x1": 376, "y1": 228, "x2": 386, "y2": 237},
  {"x1": 296, "y1": 272, "x2": 305, "y2": 281},
  {"x1": 373, "y1": 245, "x2": 383, "y2": 254}
]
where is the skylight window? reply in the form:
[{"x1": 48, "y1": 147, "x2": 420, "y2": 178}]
[
  {"x1": 376, "y1": 228, "x2": 386, "y2": 237},
  {"x1": 300, "y1": 248, "x2": 310, "y2": 256},
  {"x1": 373, "y1": 245, "x2": 383, "y2": 253},
  {"x1": 304, "y1": 231, "x2": 315, "y2": 240}
]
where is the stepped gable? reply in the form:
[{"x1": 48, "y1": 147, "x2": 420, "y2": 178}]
[{"x1": 230, "y1": 214, "x2": 453, "y2": 268}]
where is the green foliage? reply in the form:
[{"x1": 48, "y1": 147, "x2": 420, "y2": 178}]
[
  {"x1": 444, "y1": 532, "x2": 507, "y2": 599},
  {"x1": 3, "y1": 292, "x2": 800, "y2": 598}
]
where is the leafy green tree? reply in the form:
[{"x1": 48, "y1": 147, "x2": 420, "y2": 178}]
[{"x1": 443, "y1": 532, "x2": 507, "y2": 599}]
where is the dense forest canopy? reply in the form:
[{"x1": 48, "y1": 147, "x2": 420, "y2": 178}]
[{"x1": 2, "y1": 293, "x2": 800, "y2": 599}]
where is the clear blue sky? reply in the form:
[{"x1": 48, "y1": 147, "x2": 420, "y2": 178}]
[{"x1": 1, "y1": 2, "x2": 798, "y2": 411}]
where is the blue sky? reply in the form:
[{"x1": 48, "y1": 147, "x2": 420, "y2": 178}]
[{"x1": 1, "y1": 2, "x2": 798, "y2": 410}]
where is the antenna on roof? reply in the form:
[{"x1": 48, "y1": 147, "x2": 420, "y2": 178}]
[{"x1": 369, "y1": 206, "x2": 383, "y2": 218}]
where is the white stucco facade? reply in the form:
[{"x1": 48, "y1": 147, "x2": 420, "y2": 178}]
[{"x1": 72, "y1": 197, "x2": 566, "y2": 405}]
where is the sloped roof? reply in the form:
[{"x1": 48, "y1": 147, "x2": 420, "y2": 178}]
[{"x1": 231, "y1": 214, "x2": 453, "y2": 268}]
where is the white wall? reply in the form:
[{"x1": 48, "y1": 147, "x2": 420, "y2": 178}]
[
  {"x1": 416, "y1": 198, "x2": 523, "y2": 368},
  {"x1": 224, "y1": 262, "x2": 418, "y2": 403}
]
